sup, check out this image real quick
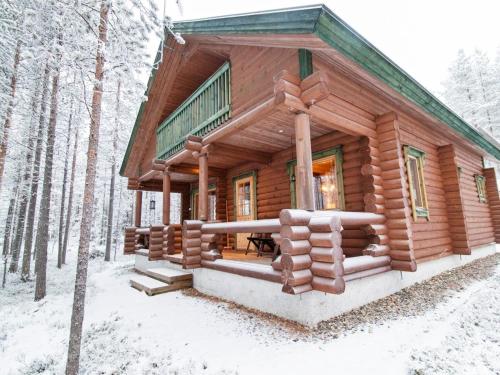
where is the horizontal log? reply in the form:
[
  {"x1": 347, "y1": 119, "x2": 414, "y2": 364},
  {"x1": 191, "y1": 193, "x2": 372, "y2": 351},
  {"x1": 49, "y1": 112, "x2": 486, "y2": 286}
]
[
  {"x1": 280, "y1": 225, "x2": 310, "y2": 241},
  {"x1": 282, "y1": 269, "x2": 313, "y2": 286},
  {"x1": 312, "y1": 276, "x2": 345, "y2": 294},
  {"x1": 274, "y1": 78, "x2": 301, "y2": 97},
  {"x1": 309, "y1": 232, "x2": 342, "y2": 247},
  {"x1": 281, "y1": 253, "x2": 312, "y2": 271},
  {"x1": 272, "y1": 255, "x2": 282, "y2": 271},
  {"x1": 343, "y1": 265, "x2": 391, "y2": 282},
  {"x1": 200, "y1": 250, "x2": 222, "y2": 261},
  {"x1": 183, "y1": 220, "x2": 203, "y2": 230},
  {"x1": 282, "y1": 283, "x2": 313, "y2": 295},
  {"x1": 308, "y1": 215, "x2": 342, "y2": 233},
  {"x1": 311, "y1": 261, "x2": 339, "y2": 278},
  {"x1": 390, "y1": 259, "x2": 417, "y2": 272},
  {"x1": 362, "y1": 244, "x2": 390, "y2": 257},
  {"x1": 308, "y1": 211, "x2": 386, "y2": 226},
  {"x1": 301, "y1": 80, "x2": 329, "y2": 106},
  {"x1": 202, "y1": 219, "x2": 280, "y2": 234},
  {"x1": 279, "y1": 209, "x2": 312, "y2": 226},
  {"x1": 280, "y1": 238, "x2": 311, "y2": 255},
  {"x1": 310, "y1": 247, "x2": 341, "y2": 262},
  {"x1": 183, "y1": 255, "x2": 202, "y2": 265},
  {"x1": 184, "y1": 230, "x2": 201, "y2": 239},
  {"x1": 183, "y1": 238, "x2": 201, "y2": 247},
  {"x1": 201, "y1": 260, "x2": 282, "y2": 284},
  {"x1": 343, "y1": 255, "x2": 391, "y2": 275}
]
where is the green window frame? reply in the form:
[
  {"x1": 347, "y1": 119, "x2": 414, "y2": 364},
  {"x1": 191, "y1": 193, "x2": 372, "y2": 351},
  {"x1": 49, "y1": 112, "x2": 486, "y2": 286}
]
[
  {"x1": 287, "y1": 146, "x2": 345, "y2": 210},
  {"x1": 403, "y1": 145, "x2": 429, "y2": 220},
  {"x1": 474, "y1": 174, "x2": 487, "y2": 203},
  {"x1": 232, "y1": 171, "x2": 258, "y2": 220}
]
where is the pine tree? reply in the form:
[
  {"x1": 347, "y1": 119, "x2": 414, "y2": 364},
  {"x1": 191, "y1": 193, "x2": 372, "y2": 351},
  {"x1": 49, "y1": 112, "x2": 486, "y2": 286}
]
[{"x1": 66, "y1": 1, "x2": 110, "y2": 372}]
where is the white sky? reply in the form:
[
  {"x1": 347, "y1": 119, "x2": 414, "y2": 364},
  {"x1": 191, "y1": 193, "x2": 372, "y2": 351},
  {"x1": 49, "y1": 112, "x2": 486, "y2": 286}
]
[{"x1": 154, "y1": 0, "x2": 500, "y2": 94}]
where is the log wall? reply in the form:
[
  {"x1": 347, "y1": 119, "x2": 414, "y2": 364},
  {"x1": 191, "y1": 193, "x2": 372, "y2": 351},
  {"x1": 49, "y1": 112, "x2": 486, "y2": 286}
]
[
  {"x1": 398, "y1": 124, "x2": 452, "y2": 262},
  {"x1": 230, "y1": 46, "x2": 299, "y2": 117},
  {"x1": 454, "y1": 148, "x2": 495, "y2": 248},
  {"x1": 223, "y1": 131, "x2": 368, "y2": 252},
  {"x1": 437, "y1": 145, "x2": 470, "y2": 255},
  {"x1": 376, "y1": 113, "x2": 416, "y2": 271},
  {"x1": 483, "y1": 168, "x2": 500, "y2": 243}
]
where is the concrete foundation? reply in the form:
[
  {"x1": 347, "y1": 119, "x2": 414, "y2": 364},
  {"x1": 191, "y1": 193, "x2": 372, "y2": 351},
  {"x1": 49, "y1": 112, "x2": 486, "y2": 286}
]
[{"x1": 134, "y1": 243, "x2": 497, "y2": 326}]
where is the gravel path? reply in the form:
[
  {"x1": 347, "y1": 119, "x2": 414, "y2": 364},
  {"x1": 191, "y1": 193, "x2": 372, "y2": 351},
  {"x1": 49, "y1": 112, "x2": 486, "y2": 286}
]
[{"x1": 314, "y1": 253, "x2": 499, "y2": 338}]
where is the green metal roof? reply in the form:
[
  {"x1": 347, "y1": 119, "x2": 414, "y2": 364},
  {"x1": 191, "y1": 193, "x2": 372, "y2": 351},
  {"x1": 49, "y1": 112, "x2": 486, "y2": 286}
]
[{"x1": 120, "y1": 4, "x2": 499, "y2": 176}]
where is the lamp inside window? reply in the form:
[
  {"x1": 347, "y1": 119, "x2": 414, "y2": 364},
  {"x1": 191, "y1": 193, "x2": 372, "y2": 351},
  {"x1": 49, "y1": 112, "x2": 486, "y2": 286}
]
[{"x1": 293, "y1": 153, "x2": 342, "y2": 210}]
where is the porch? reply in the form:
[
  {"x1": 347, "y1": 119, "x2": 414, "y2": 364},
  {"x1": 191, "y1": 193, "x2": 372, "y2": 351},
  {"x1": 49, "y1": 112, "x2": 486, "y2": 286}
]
[{"x1": 124, "y1": 59, "x2": 413, "y2": 300}]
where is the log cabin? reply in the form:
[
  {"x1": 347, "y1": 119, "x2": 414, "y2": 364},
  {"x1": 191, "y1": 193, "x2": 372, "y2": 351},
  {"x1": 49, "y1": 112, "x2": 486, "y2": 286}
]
[{"x1": 120, "y1": 5, "x2": 500, "y2": 325}]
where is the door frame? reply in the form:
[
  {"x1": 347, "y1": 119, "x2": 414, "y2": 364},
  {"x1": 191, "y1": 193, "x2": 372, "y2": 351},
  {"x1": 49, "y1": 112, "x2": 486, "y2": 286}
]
[{"x1": 232, "y1": 171, "x2": 257, "y2": 221}]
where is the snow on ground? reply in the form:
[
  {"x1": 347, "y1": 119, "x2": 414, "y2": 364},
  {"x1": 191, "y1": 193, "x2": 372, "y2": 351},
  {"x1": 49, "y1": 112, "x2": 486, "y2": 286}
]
[{"x1": 1, "y1": 246, "x2": 499, "y2": 375}]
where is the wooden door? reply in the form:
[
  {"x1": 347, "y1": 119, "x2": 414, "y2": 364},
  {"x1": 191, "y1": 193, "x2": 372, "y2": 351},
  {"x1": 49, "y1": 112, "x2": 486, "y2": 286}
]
[{"x1": 234, "y1": 175, "x2": 256, "y2": 250}]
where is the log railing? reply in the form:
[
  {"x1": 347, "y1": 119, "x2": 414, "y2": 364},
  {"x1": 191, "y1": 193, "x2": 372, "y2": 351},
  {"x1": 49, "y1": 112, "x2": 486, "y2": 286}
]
[
  {"x1": 156, "y1": 61, "x2": 231, "y2": 160},
  {"x1": 126, "y1": 210, "x2": 393, "y2": 296}
]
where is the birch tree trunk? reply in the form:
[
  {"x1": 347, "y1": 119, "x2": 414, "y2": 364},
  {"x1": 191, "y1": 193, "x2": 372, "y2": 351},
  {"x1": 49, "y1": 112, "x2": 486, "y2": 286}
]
[
  {"x1": 62, "y1": 127, "x2": 79, "y2": 265},
  {"x1": 9, "y1": 76, "x2": 41, "y2": 273},
  {"x1": 34, "y1": 36, "x2": 62, "y2": 301},
  {"x1": 105, "y1": 79, "x2": 120, "y2": 261},
  {"x1": 66, "y1": 2, "x2": 109, "y2": 373},
  {"x1": 57, "y1": 99, "x2": 74, "y2": 268},
  {"x1": 21, "y1": 63, "x2": 50, "y2": 281},
  {"x1": 0, "y1": 40, "x2": 21, "y2": 193}
]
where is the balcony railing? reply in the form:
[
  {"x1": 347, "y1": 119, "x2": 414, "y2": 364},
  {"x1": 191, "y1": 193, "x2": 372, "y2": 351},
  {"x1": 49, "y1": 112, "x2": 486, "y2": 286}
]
[{"x1": 156, "y1": 61, "x2": 231, "y2": 160}]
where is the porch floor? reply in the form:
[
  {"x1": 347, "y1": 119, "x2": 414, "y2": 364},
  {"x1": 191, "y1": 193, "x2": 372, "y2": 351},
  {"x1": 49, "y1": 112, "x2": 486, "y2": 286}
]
[{"x1": 220, "y1": 250, "x2": 273, "y2": 265}]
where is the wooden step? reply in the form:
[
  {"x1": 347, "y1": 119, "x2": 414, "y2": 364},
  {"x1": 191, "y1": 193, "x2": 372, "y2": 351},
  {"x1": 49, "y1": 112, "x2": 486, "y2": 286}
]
[
  {"x1": 145, "y1": 267, "x2": 192, "y2": 283},
  {"x1": 163, "y1": 253, "x2": 183, "y2": 264},
  {"x1": 130, "y1": 275, "x2": 191, "y2": 296}
]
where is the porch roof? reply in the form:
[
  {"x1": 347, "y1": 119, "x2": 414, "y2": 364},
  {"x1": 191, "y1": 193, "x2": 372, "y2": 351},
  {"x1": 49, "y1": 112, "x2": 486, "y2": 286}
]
[{"x1": 120, "y1": 4, "x2": 500, "y2": 177}]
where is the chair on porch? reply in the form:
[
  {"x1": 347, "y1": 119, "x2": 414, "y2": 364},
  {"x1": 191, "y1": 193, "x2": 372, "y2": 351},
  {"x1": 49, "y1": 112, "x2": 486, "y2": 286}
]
[{"x1": 246, "y1": 233, "x2": 280, "y2": 260}]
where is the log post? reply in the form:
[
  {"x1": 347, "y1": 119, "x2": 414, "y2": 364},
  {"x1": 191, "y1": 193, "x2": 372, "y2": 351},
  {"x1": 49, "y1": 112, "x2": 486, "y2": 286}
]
[
  {"x1": 438, "y1": 145, "x2": 471, "y2": 254},
  {"x1": 309, "y1": 214, "x2": 345, "y2": 294},
  {"x1": 197, "y1": 150, "x2": 209, "y2": 221},
  {"x1": 162, "y1": 168, "x2": 171, "y2": 225},
  {"x1": 134, "y1": 190, "x2": 142, "y2": 227},
  {"x1": 149, "y1": 224, "x2": 164, "y2": 261},
  {"x1": 200, "y1": 232, "x2": 222, "y2": 261},
  {"x1": 279, "y1": 209, "x2": 313, "y2": 294},
  {"x1": 294, "y1": 113, "x2": 315, "y2": 211},
  {"x1": 162, "y1": 225, "x2": 175, "y2": 256},
  {"x1": 375, "y1": 112, "x2": 416, "y2": 271},
  {"x1": 182, "y1": 220, "x2": 202, "y2": 269},
  {"x1": 123, "y1": 227, "x2": 137, "y2": 255}
]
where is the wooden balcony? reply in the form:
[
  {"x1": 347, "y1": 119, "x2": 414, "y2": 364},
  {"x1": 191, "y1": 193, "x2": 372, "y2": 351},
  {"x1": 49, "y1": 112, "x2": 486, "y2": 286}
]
[{"x1": 156, "y1": 62, "x2": 231, "y2": 160}]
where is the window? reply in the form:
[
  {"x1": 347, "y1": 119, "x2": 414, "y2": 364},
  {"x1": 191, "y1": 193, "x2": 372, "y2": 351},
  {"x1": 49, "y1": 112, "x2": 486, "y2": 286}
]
[
  {"x1": 475, "y1": 175, "x2": 487, "y2": 203},
  {"x1": 288, "y1": 147, "x2": 344, "y2": 210},
  {"x1": 191, "y1": 185, "x2": 217, "y2": 221},
  {"x1": 404, "y1": 146, "x2": 429, "y2": 220}
]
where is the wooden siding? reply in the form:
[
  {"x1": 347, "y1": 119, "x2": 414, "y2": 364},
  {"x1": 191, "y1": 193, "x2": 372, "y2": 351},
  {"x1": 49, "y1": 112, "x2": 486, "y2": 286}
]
[{"x1": 230, "y1": 46, "x2": 299, "y2": 117}]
